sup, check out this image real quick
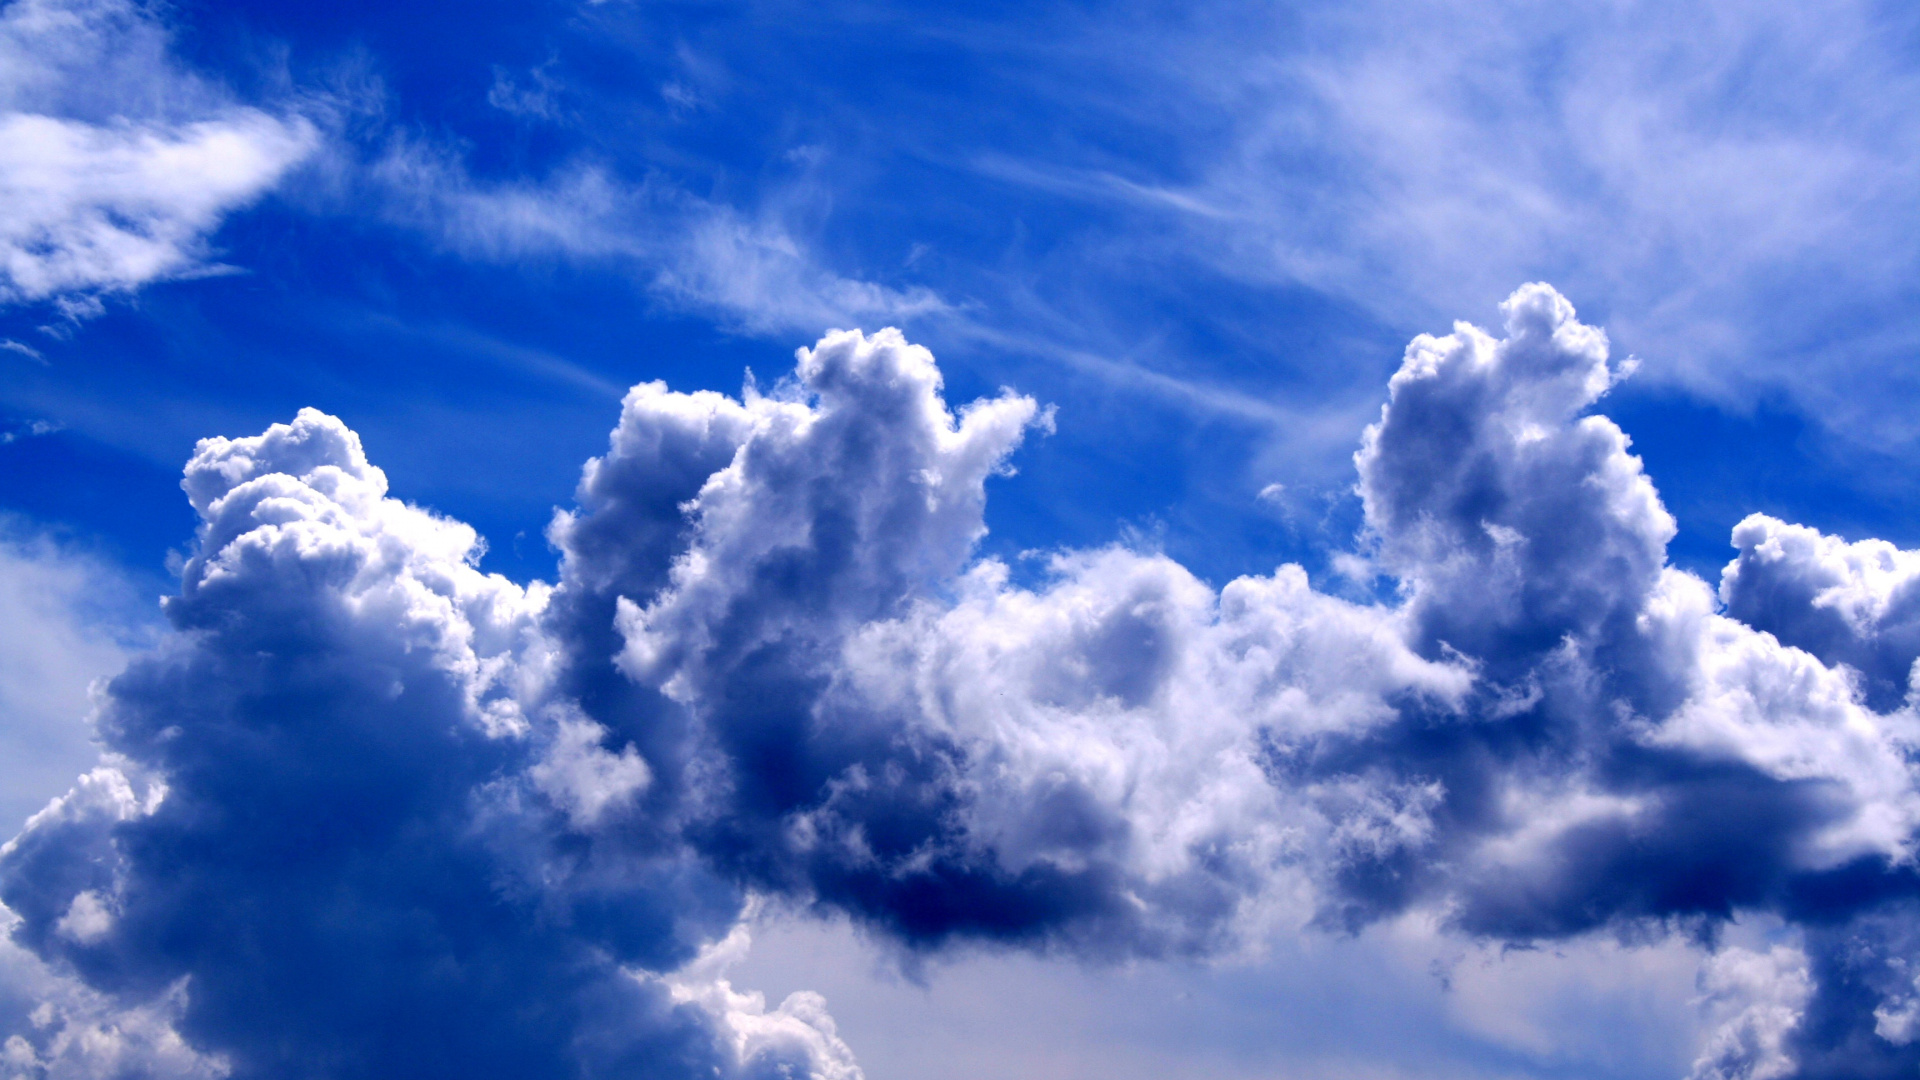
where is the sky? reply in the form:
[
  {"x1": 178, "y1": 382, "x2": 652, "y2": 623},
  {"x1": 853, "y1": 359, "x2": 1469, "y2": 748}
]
[{"x1": 4, "y1": 0, "x2": 1920, "y2": 1078}]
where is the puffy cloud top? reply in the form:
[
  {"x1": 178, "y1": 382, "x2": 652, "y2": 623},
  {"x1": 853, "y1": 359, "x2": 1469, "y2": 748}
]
[
  {"x1": 1359, "y1": 282, "x2": 1672, "y2": 665},
  {"x1": 0, "y1": 404, "x2": 842, "y2": 1079},
  {"x1": 4, "y1": 286, "x2": 1920, "y2": 1079},
  {"x1": 1723, "y1": 514, "x2": 1920, "y2": 712}
]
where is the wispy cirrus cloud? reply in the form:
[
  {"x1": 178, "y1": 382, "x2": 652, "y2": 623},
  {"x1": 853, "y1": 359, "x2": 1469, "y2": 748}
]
[
  {"x1": 0, "y1": 0, "x2": 319, "y2": 314},
  {"x1": 370, "y1": 137, "x2": 947, "y2": 338},
  {"x1": 974, "y1": 0, "x2": 1920, "y2": 436}
]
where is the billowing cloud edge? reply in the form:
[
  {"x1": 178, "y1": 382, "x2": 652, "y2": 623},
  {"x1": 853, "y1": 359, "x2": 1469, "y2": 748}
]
[{"x1": 3, "y1": 288, "x2": 1918, "y2": 1078}]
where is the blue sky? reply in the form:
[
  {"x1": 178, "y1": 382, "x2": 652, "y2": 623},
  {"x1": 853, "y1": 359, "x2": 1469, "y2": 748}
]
[
  {"x1": 13, "y1": 0, "x2": 1920, "y2": 588},
  {"x1": 5, "y1": 1, "x2": 1920, "y2": 1078}
]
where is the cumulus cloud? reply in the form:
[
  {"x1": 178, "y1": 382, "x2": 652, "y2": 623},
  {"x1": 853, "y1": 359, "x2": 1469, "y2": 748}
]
[
  {"x1": 664, "y1": 920, "x2": 862, "y2": 1080},
  {"x1": 0, "y1": 409, "x2": 858, "y2": 1079},
  {"x1": 1722, "y1": 515, "x2": 1920, "y2": 712},
  {"x1": 583, "y1": 328, "x2": 1464, "y2": 952},
  {"x1": 0, "y1": 899, "x2": 228, "y2": 1080},
  {"x1": 562, "y1": 289, "x2": 1920, "y2": 1071},
  {"x1": 5, "y1": 285, "x2": 1920, "y2": 1077},
  {"x1": 0, "y1": 0, "x2": 318, "y2": 311},
  {"x1": 1690, "y1": 944, "x2": 1813, "y2": 1080},
  {"x1": 1355, "y1": 283, "x2": 1668, "y2": 674}
]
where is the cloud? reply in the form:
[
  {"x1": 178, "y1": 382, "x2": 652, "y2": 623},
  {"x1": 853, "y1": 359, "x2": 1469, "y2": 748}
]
[
  {"x1": 0, "y1": 111, "x2": 316, "y2": 307},
  {"x1": 562, "y1": 288, "x2": 1920, "y2": 1070},
  {"x1": 0, "y1": 339, "x2": 44, "y2": 364},
  {"x1": 487, "y1": 58, "x2": 566, "y2": 122},
  {"x1": 0, "y1": 0, "x2": 318, "y2": 311},
  {"x1": 1355, "y1": 283, "x2": 1667, "y2": 667},
  {"x1": 1, "y1": 893, "x2": 228, "y2": 1080},
  {"x1": 0, "y1": 409, "x2": 858, "y2": 1078},
  {"x1": 665, "y1": 920, "x2": 862, "y2": 1080},
  {"x1": 1722, "y1": 515, "x2": 1920, "y2": 712},
  {"x1": 371, "y1": 140, "x2": 946, "y2": 336},
  {"x1": 1691, "y1": 944, "x2": 1812, "y2": 1080},
  {"x1": 591, "y1": 328, "x2": 1450, "y2": 952},
  {"x1": 5, "y1": 285, "x2": 1920, "y2": 1076},
  {"x1": 0, "y1": 521, "x2": 148, "y2": 831},
  {"x1": 980, "y1": 0, "x2": 1920, "y2": 440}
]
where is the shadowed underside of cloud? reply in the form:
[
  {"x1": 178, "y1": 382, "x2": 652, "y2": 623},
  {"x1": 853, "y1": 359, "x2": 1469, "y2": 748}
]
[
  {"x1": 4, "y1": 285, "x2": 1919, "y2": 1079},
  {"x1": 0, "y1": 413, "x2": 854, "y2": 1079}
]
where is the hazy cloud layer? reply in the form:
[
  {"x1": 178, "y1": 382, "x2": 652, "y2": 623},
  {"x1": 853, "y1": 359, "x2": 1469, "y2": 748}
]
[
  {"x1": 5, "y1": 286, "x2": 1920, "y2": 1077},
  {"x1": 1113, "y1": 0, "x2": 1920, "y2": 423},
  {"x1": 0, "y1": 522, "x2": 149, "y2": 832}
]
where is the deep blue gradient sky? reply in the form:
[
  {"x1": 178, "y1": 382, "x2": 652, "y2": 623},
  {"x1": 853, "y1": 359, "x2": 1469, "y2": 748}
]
[{"x1": 8, "y1": 2, "x2": 1920, "y2": 1079}]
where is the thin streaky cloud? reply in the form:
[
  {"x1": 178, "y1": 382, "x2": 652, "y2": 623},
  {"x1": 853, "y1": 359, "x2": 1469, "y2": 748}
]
[{"x1": 369, "y1": 136, "x2": 948, "y2": 339}]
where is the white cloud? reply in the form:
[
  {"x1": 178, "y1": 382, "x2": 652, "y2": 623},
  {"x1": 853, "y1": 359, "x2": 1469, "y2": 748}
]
[
  {"x1": 986, "y1": 0, "x2": 1920, "y2": 440},
  {"x1": 371, "y1": 140, "x2": 946, "y2": 336},
  {"x1": 1722, "y1": 513, "x2": 1920, "y2": 710},
  {"x1": 9, "y1": 285, "x2": 1920, "y2": 1076},
  {"x1": 0, "y1": 904, "x2": 228, "y2": 1080},
  {"x1": 0, "y1": 407, "x2": 862, "y2": 1080},
  {"x1": 0, "y1": 523, "x2": 148, "y2": 833},
  {"x1": 564, "y1": 287, "x2": 1920, "y2": 1072},
  {"x1": 1640, "y1": 569, "x2": 1920, "y2": 865},
  {"x1": 1875, "y1": 968, "x2": 1920, "y2": 1046},
  {"x1": 0, "y1": 339, "x2": 44, "y2": 364},
  {"x1": 0, "y1": 111, "x2": 315, "y2": 304},
  {"x1": 661, "y1": 920, "x2": 863, "y2": 1080},
  {"x1": 0, "y1": 773, "x2": 219, "y2": 1079},
  {"x1": 528, "y1": 708, "x2": 652, "y2": 829},
  {"x1": 589, "y1": 327, "x2": 1452, "y2": 949},
  {"x1": 0, "y1": 0, "x2": 317, "y2": 310},
  {"x1": 1689, "y1": 944, "x2": 1812, "y2": 1080},
  {"x1": 488, "y1": 58, "x2": 565, "y2": 121},
  {"x1": 1355, "y1": 282, "x2": 1670, "y2": 663}
]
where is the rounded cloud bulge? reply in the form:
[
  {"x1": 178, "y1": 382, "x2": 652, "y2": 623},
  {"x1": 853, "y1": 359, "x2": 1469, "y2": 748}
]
[{"x1": 5, "y1": 286, "x2": 1920, "y2": 1079}]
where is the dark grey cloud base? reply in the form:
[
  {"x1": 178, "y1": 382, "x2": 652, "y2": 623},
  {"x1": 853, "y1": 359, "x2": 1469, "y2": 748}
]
[{"x1": 5, "y1": 287, "x2": 1919, "y2": 1079}]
